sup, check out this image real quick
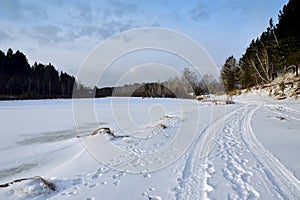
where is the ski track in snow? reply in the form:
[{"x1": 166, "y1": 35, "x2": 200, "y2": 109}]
[
  {"x1": 172, "y1": 106, "x2": 238, "y2": 200},
  {"x1": 173, "y1": 102, "x2": 300, "y2": 200},
  {"x1": 217, "y1": 107, "x2": 260, "y2": 200},
  {"x1": 172, "y1": 120, "x2": 215, "y2": 200},
  {"x1": 240, "y1": 104, "x2": 300, "y2": 199}
]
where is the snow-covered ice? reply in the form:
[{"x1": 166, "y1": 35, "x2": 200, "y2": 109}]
[{"x1": 0, "y1": 95, "x2": 300, "y2": 199}]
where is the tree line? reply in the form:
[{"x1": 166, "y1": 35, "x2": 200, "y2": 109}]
[
  {"x1": 95, "y1": 68, "x2": 223, "y2": 98},
  {"x1": 221, "y1": 0, "x2": 300, "y2": 93},
  {"x1": 0, "y1": 48, "x2": 222, "y2": 100},
  {"x1": 0, "y1": 48, "x2": 76, "y2": 99}
]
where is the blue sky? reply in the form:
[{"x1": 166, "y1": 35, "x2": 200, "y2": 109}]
[{"x1": 0, "y1": 0, "x2": 288, "y2": 79}]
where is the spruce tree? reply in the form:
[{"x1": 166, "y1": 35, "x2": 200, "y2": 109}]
[{"x1": 221, "y1": 56, "x2": 238, "y2": 92}]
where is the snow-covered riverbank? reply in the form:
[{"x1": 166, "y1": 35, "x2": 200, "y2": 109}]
[{"x1": 0, "y1": 96, "x2": 299, "y2": 199}]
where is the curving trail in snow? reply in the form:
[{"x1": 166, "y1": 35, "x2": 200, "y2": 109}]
[
  {"x1": 172, "y1": 105, "x2": 245, "y2": 199},
  {"x1": 240, "y1": 103, "x2": 300, "y2": 199},
  {"x1": 173, "y1": 101, "x2": 300, "y2": 200}
]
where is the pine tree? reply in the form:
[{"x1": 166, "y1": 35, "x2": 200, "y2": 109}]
[{"x1": 221, "y1": 56, "x2": 238, "y2": 92}]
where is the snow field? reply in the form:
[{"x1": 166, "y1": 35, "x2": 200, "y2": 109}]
[{"x1": 0, "y1": 96, "x2": 300, "y2": 199}]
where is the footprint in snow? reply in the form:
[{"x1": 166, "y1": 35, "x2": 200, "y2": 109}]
[
  {"x1": 92, "y1": 173, "x2": 101, "y2": 180},
  {"x1": 112, "y1": 171, "x2": 126, "y2": 179},
  {"x1": 142, "y1": 188, "x2": 162, "y2": 200},
  {"x1": 142, "y1": 172, "x2": 151, "y2": 178},
  {"x1": 113, "y1": 180, "x2": 120, "y2": 186},
  {"x1": 71, "y1": 178, "x2": 83, "y2": 185},
  {"x1": 61, "y1": 190, "x2": 78, "y2": 196},
  {"x1": 89, "y1": 183, "x2": 98, "y2": 188},
  {"x1": 91, "y1": 167, "x2": 109, "y2": 180}
]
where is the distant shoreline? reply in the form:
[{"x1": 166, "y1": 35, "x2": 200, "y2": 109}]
[{"x1": 0, "y1": 95, "x2": 179, "y2": 101}]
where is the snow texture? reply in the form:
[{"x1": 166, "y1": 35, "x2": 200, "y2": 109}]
[{"x1": 0, "y1": 96, "x2": 299, "y2": 199}]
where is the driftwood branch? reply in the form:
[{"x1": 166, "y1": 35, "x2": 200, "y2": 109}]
[
  {"x1": 77, "y1": 127, "x2": 129, "y2": 139},
  {"x1": 0, "y1": 176, "x2": 56, "y2": 191}
]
